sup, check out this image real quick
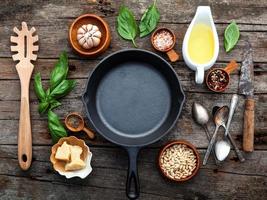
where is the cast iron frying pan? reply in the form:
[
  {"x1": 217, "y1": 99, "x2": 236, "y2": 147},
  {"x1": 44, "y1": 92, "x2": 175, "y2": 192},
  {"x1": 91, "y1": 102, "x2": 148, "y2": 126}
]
[{"x1": 82, "y1": 49, "x2": 185, "y2": 199}]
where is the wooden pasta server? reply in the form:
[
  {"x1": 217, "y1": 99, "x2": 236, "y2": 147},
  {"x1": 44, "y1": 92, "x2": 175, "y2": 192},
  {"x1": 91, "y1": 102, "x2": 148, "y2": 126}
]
[
  {"x1": 239, "y1": 42, "x2": 255, "y2": 152},
  {"x1": 10, "y1": 22, "x2": 38, "y2": 170}
]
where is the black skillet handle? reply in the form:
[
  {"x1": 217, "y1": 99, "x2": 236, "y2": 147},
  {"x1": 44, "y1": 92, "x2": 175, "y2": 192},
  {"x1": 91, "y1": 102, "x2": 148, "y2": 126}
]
[{"x1": 126, "y1": 147, "x2": 140, "y2": 199}]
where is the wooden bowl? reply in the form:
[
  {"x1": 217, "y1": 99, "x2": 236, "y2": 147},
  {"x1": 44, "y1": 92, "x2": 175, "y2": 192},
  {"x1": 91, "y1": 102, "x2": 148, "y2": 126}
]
[
  {"x1": 205, "y1": 60, "x2": 239, "y2": 92},
  {"x1": 158, "y1": 140, "x2": 200, "y2": 182},
  {"x1": 151, "y1": 27, "x2": 179, "y2": 62},
  {"x1": 205, "y1": 68, "x2": 230, "y2": 92},
  {"x1": 69, "y1": 14, "x2": 111, "y2": 57}
]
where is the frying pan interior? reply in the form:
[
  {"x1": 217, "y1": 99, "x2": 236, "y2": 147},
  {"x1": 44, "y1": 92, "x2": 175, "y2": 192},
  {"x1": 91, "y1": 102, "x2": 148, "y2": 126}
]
[
  {"x1": 83, "y1": 50, "x2": 184, "y2": 146},
  {"x1": 83, "y1": 49, "x2": 185, "y2": 199}
]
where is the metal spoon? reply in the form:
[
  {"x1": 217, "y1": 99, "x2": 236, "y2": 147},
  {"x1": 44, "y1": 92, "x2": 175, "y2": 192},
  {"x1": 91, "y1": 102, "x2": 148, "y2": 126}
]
[
  {"x1": 203, "y1": 106, "x2": 229, "y2": 165},
  {"x1": 215, "y1": 140, "x2": 230, "y2": 161},
  {"x1": 215, "y1": 95, "x2": 245, "y2": 162},
  {"x1": 215, "y1": 96, "x2": 237, "y2": 161},
  {"x1": 192, "y1": 102, "x2": 220, "y2": 165}
]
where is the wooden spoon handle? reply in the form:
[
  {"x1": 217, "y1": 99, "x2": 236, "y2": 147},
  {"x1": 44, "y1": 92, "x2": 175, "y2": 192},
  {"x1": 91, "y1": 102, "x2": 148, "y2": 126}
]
[
  {"x1": 243, "y1": 98, "x2": 255, "y2": 152},
  {"x1": 83, "y1": 127, "x2": 95, "y2": 140},
  {"x1": 18, "y1": 95, "x2": 32, "y2": 170},
  {"x1": 224, "y1": 60, "x2": 238, "y2": 74},
  {"x1": 166, "y1": 49, "x2": 179, "y2": 62}
]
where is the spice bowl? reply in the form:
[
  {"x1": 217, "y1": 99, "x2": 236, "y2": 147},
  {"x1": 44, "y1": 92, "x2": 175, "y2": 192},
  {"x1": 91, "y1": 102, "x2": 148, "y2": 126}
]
[
  {"x1": 158, "y1": 140, "x2": 200, "y2": 182},
  {"x1": 69, "y1": 14, "x2": 111, "y2": 57},
  {"x1": 206, "y1": 60, "x2": 238, "y2": 92},
  {"x1": 65, "y1": 112, "x2": 95, "y2": 140},
  {"x1": 50, "y1": 136, "x2": 92, "y2": 179},
  {"x1": 151, "y1": 28, "x2": 179, "y2": 62}
]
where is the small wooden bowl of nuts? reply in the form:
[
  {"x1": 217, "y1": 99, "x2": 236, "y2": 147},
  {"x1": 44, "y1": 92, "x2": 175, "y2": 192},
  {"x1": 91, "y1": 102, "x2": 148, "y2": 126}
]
[{"x1": 158, "y1": 140, "x2": 200, "y2": 182}]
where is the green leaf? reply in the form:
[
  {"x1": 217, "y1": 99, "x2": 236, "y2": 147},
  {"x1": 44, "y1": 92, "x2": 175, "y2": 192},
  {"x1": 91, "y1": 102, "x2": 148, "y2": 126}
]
[
  {"x1": 34, "y1": 73, "x2": 46, "y2": 101},
  {"x1": 48, "y1": 110, "x2": 67, "y2": 143},
  {"x1": 117, "y1": 6, "x2": 138, "y2": 47},
  {"x1": 49, "y1": 99, "x2": 61, "y2": 110},
  {"x1": 224, "y1": 21, "x2": 240, "y2": 53},
  {"x1": 139, "y1": 1, "x2": 160, "y2": 38},
  {"x1": 38, "y1": 101, "x2": 50, "y2": 114},
  {"x1": 50, "y1": 51, "x2": 69, "y2": 90},
  {"x1": 46, "y1": 88, "x2": 51, "y2": 96},
  {"x1": 49, "y1": 80, "x2": 76, "y2": 99}
]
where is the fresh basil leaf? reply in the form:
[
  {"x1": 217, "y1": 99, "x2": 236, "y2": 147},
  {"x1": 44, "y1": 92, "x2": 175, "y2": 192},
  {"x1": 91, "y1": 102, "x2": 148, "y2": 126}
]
[
  {"x1": 117, "y1": 6, "x2": 138, "y2": 47},
  {"x1": 38, "y1": 101, "x2": 50, "y2": 114},
  {"x1": 48, "y1": 110, "x2": 67, "y2": 143},
  {"x1": 48, "y1": 123, "x2": 67, "y2": 144},
  {"x1": 49, "y1": 80, "x2": 76, "y2": 99},
  {"x1": 50, "y1": 51, "x2": 69, "y2": 90},
  {"x1": 139, "y1": 1, "x2": 160, "y2": 38},
  {"x1": 224, "y1": 21, "x2": 240, "y2": 53},
  {"x1": 47, "y1": 110, "x2": 59, "y2": 123},
  {"x1": 46, "y1": 88, "x2": 51, "y2": 96},
  {"x1": 34, "y1": 73, "x2": 46, "y2": 101},
  {"x1": 49, "y1": 99, "x2": 61, "y2": 110}
]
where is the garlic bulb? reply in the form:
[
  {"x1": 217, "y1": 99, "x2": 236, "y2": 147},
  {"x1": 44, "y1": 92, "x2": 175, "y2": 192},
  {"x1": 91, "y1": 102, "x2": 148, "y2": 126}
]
[{"x1": 77, "y1": 24, "x2": 102, "y2": 49}]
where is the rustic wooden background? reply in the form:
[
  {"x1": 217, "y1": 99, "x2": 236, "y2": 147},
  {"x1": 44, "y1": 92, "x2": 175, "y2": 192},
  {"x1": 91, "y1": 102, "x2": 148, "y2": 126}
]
[{"x1": 0, "y1": 0, "x2": 266, "y2": 199}]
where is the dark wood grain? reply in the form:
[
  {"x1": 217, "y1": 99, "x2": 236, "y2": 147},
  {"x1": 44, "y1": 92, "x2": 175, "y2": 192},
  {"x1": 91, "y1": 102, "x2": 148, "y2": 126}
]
[
  {"x1": 2, "y1": 22, "x2": 267, "y2": 62},
  {"x1": 0, "y1": 146, "x2": 266, "y2": 200},
  {"x1": 0, "y1": 0, "x2": 267, "y2": 199},
  {"x1": 0, "y1": 93, "x2": 266, "y2": 150}
]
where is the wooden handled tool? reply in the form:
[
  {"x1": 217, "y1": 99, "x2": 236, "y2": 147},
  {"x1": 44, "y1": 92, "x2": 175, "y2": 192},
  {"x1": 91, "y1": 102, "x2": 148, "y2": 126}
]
[
  {"x1": 243, "y1": 98, "x2": 255, "y2": 151},
  {"x1": 10, "y1": 22, "x2": 39, "y2": 170},
  {"x1": 239, "y1": 42, "x2": 254, "y2": 152}
]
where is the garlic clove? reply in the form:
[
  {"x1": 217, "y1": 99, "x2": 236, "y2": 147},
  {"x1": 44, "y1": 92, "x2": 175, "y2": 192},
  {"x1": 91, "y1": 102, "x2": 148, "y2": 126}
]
[
  {"x1": 86, "y1": 24, "x2": 93, "y2": 32},
  {"x1": 77, "y1": 27, "x2": 85, "y2": 35},
  {"x1": 93, "y1": 31, "x2": 101, "y2": 38},
  {"x1": 82, "y1": 41, "x2": 90, "y2": 49},
  {"x1": 92, "y1": 37, "x2": 101, "y2": 47},
  {"x1": 91, "y1": 25, "x2": 99, "y2": 33},
  {"x1": 78, "y1": 37, "x2": 86, "y2": 46},
  {"x1": 84, "y1": 37, "x2": 94, "y2": 49},
  {"x1": 81, "y1": 25, "x2": 87, "y2": 31},
  {"x1": 77, "y1": 34, "x2": 83, "y2": 41}
]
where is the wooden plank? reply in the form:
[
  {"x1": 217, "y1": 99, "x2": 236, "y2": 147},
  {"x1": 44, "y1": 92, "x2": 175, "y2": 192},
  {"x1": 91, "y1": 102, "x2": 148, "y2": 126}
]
[
  {"x1": 0, "y1": 93, "x2": 266, "y2": 149},
  {"x1": 0, "y1": 1, "x2": 266, "y2": 199},
  {"x1": 0, "y1": 177, "x2": 134, "y2": 200},
  {"x1": 0, "y1": 59, "x2": 266, "y2": 100},
  {"x1": 0, "y1": 73, "x2": 266, "y2": 101},
  {"x1": 3, "y1": 22, "x2": 267, "y2": 62},
  {"x1": 0, "y1": 145, "x2": 266, "y2": 200},
  {"x1": 1, "y1": 0, "x2": 267, "y2": 24},
  {"x1": 0, "y1": 58, "x2": 267, "y2": 80}
]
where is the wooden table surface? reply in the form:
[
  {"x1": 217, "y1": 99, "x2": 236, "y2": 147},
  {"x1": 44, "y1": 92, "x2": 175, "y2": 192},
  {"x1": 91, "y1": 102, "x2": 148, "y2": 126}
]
[{"x1": 0, "y1": 0, "x2": 266, "y2": 199}]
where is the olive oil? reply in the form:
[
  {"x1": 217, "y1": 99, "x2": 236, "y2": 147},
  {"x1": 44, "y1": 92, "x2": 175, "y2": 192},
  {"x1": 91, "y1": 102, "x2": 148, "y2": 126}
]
[{"x1": 188, "y1": 23, "x2": 215, "y2": 64}]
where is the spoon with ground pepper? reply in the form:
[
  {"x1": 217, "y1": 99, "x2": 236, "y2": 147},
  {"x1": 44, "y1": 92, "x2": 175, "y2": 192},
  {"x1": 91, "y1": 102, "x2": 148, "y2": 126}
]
[{"x1": 65, "y1": 112, "x2": 95, "y2": 139}]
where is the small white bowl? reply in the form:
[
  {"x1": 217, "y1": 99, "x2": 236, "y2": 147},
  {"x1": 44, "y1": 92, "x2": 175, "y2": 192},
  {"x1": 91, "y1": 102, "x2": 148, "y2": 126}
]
[
  {"x1": 50, "y1": 136, "x2": 93, "y2": 179},
  {"x1": 57, "y1": 150, "x2": 92, "y2": 179}
]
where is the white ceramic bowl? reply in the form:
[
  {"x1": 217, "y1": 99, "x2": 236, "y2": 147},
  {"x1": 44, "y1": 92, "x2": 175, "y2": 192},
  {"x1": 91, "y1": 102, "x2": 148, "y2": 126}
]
[
  {"x1": 57, "y1": 150, "x2": 92, "y2": 179},
  {"x1": 50, "y1": 136, "x2": 93, "y2": 179}
]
